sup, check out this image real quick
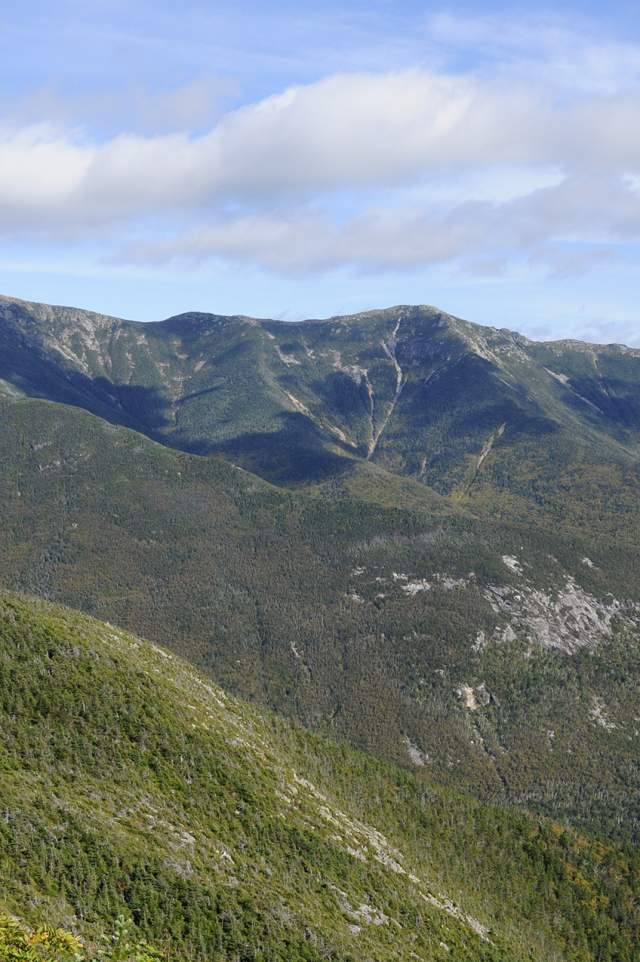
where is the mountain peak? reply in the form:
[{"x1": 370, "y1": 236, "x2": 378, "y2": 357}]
[{"x1": 1, "y1": 293, "x2": 639, "y2": 490}]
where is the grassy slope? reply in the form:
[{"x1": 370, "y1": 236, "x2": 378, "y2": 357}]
[{"x1": 2, "y1": 590, "x2": 640, "y2": 961}]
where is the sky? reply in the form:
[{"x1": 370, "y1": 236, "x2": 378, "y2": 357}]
[{"x1": 1, "y1": 1, "x2": 640, "y2": 344}]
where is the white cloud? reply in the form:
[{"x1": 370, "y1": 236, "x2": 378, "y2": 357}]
[
  {"x1": 0, "y1": 78, "x2": 235, "y2": 136},
  {"x1": 114, "y1": 173, "x2": 640, "y2": 275},
  {"x1": 2, "y1": 57, "x2": 640, "y2": 278},
  {"x1": 0, "y1": 69, "x2": 546, "y2": 229},
  {"x1": 0, "y1": 69, "x2": 634, "y2": 221},
  {"x1": 0, "y1": 125, "x2": 95, "y2": 218}
]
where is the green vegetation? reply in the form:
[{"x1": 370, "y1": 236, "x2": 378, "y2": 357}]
[
  {"x1": 0, "y1": 914, "x2": 162, "y2": 962},
  {"x1": 1, "y1": 396, "x2": 639, "y2": 841},
  {"x1": 1, "y1": 294, "x2": 640, "y2": 845},
  {"x1": 2, "y1": 591, "x2": 640, "y2": 961},
  {"x1": 2, "y1": 297, "x2": 639, "y2": 521}
]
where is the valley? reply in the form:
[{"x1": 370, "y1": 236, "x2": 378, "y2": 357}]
[
  {"x1": 1, "y1": 297, "x2": 639, "y2": 842},
  {"x1": 1, "y1": 295, "x2": 640, "y2": 958}
]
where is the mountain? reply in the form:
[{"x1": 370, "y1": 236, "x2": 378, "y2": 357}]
[
  {"x1": 2, "y1": 590, "x2": 640, "y2": 961},
  {"x1": 2, "y1": 295, "x2": 639, "y2": 528},
  {"x1": 1, "y1": 295, "x2": 640, "y2": 844}
]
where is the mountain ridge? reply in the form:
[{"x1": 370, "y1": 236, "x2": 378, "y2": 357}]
[
  {"x1": 3, "y1": 292, "x2": 639, "y2": 354},
  {"x1": 2, "y1": 393, "x2": 640, "y2": 842},
  {"x1": 3, "y1": 295, "x2": 640, "y2": 480}
]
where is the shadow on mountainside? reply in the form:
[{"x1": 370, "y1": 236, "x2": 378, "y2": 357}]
[{"x1": 177, "y1": 412, "x2": 357, "y2": 486}]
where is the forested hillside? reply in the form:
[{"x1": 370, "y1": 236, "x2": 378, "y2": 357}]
[
  {"x1": 1, "y1": 396, "x2": 640, "y2": 841},
  {"x1": 2, "y1": 591, "x2": 639, "y2": 961}
]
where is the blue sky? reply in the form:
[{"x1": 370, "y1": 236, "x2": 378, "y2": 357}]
[{"x1": 1, "y1": 1, "x2": 640, "y2": 343}]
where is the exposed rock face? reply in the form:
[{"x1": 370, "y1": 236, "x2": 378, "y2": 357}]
[
  {"x1": 349, "y1": 557, "x2": 640, "y2": 662},
  {"x1": 403, "y1": 736, "x2": 430, "y2": 766},
  {"x1": 456, "y1": 685, "x2": 480, "y2": 710},
  {"x1": 456, "y1": 683, "x2": 491, "y2": 711},
  {"x1": 502, "y1": 555, "x2": 523, "y2": 576},
  {"x1": 589, "y1": 696, "x2": 617, "y2": 731},
  {"x1": 484, "y1": 577, "x2": 640, "y2": 653}
]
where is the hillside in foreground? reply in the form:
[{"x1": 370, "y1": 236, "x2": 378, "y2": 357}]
[{"x1": 1, "y1": 591, "x2": 639, "y2": 961}]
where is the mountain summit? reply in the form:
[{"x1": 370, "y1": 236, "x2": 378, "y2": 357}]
[{"x1": 2, "y1": 296, "x2": 639, "y2": 494}]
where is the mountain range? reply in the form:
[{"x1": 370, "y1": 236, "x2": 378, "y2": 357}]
[
  {"x1": 1, "y1": 293, "x2": 640, "y2": 957},
  {"x1": 3, "y1": 296, "x2": 639, "y2": 499}
]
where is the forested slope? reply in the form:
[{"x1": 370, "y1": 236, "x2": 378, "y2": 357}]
[
  {"x1": 2, "y1": 591, "x2": 639, "y2": 961},
  {"x1": 1, "y1": 397, "x2": 640, "y2": 840}
]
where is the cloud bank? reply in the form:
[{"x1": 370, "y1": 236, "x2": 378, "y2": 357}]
[{"x1": 2, "y1": 21, "x2": 640, "y2": 279}]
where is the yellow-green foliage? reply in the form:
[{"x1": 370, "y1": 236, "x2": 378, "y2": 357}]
[
  {"x1": 1, "y1": 592, "x2": 640, "y2": 961},
  {"x1": 0, "y1": 915, "x2": 163, "y2": 962},
  {"x1": 0, "y1": 915, "x2": 82, "y2": 961}
]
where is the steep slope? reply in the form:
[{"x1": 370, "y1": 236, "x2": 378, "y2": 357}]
[
  {"x1": 2, "y1": 590, "x2": 640, "y2": 961},
  {"x1": 2, "y1": 397, "x2": 640, "y2": 840},
  {"x1": 3, "y1": 296, "x2": 640, "y2": 512},
  {"x1": 0, "y1": 295, "x2": 356, "y2": 484}
]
